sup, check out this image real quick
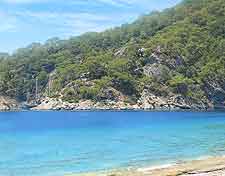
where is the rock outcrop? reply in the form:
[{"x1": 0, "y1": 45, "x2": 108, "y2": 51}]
[
  {"x1": 204, "y1": 79, "x2": 225, "y2": 109},
  {"x1": 138, "y1": 90, "x2": 192, "y2": 110},
  {"x1": 0, "y1": 96, "x2": 20, "y2": 111},
  {"x1": 32, "y1": 92, "x2": 209, "y2": 111},
  {"x1": 32, "y1": 97, "x2": 140, "y2": 111}
]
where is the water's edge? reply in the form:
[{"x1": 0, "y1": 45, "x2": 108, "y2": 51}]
[{"x1": 68, "y1": 155, "x2": 225, "y2": 176}]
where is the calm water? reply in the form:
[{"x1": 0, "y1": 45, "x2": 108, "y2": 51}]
[{"x1": 1, "y1": 111, "x2": 225, "y2": 176}]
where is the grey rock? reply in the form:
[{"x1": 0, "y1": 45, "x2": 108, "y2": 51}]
[
  {"x1": 0, "y1": 96, "x2": 20, "y2": 111},
  {"x1": 114, "y1": 47, "x2": 127, "y2": 57},
  {"x1": 204, "y1": 79, "x2": 225, "y2": 108}
]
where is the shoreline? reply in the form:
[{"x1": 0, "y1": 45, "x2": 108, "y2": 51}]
[
  {"x1": 1, "y1": 96, "x2": 224, "y2": 112},
  {"x1": 1, "y1": 108, "x2": 225, "y2": 112},
  {"x1": 66, "y1": 155, "x2": 225, "y2": 176}
]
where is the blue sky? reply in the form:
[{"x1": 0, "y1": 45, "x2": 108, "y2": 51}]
[{"x1": 0, "y1": 0, "x2": 182, "y2": 53}]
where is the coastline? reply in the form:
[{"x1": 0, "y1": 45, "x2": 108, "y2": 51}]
[
  {"x1": 1, "y1": 108, "x2": 225, "y2": 113},
  {"x1": 1, "y1": 95, "x2": 223, "y2": 112},
  {"x1": 66, "y1": 155, "x2": 225, "y2": 176}
]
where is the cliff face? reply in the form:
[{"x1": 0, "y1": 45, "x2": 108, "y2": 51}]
[
  {"x1": 32, "y1": 89, "x2": 209, "y2": 111},
  {"x1": 204, "y1": 79, "x2": 225, "y2": 109},
  {"x1": 0, "y1": 96, "x2": 20, "y2": 111}
]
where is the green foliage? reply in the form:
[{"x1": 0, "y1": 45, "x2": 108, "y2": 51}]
[
  {"x1": 0, "y1": 0, "x2": 224, "y2": 105},
  {"x1": 169, "y1": 75, "x2": 194, "y2": 95}
]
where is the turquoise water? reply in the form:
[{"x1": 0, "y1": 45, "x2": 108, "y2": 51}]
[{"x1": 1, "y1": 111, "x2": 225, "y2": 176}]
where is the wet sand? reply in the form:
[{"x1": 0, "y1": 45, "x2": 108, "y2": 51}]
[{"x1": 66, "y1": 156, "x2": 225, "y2": 176}]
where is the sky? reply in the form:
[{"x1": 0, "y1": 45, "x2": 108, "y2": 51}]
[{"x1": 0, "y1": 0, "x2": 182, "y2": 53}]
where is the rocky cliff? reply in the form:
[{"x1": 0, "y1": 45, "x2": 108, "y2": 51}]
[{"x1": 0, "y1": 96, "x2": 20, "y2": 111}]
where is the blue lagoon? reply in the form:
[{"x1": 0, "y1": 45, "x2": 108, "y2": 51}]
[{"x1": 0, "y1": 111, "x2": 225, "y2": 176}]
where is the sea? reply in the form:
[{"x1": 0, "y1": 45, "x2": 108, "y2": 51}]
[{"x1": 0, "y1": 111, "x2": 225, "y2": 176}]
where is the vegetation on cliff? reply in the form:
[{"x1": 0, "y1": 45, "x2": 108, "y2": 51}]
[{"x1": 0, "y1": 0, "x2": 224, "y2": 109}]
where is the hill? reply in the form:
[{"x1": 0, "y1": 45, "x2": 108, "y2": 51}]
[{"x1": 0, "y1": 0, "x2": 224, "y2": 110}]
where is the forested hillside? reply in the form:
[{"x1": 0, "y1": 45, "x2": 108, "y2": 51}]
[{"x1": 0, "y1": 0, "x2": 224, "y2": 110}]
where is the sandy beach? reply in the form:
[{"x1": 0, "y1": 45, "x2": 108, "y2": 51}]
[{"x1": 66, "y1": 156, "x2": 225, "y2": 176}]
